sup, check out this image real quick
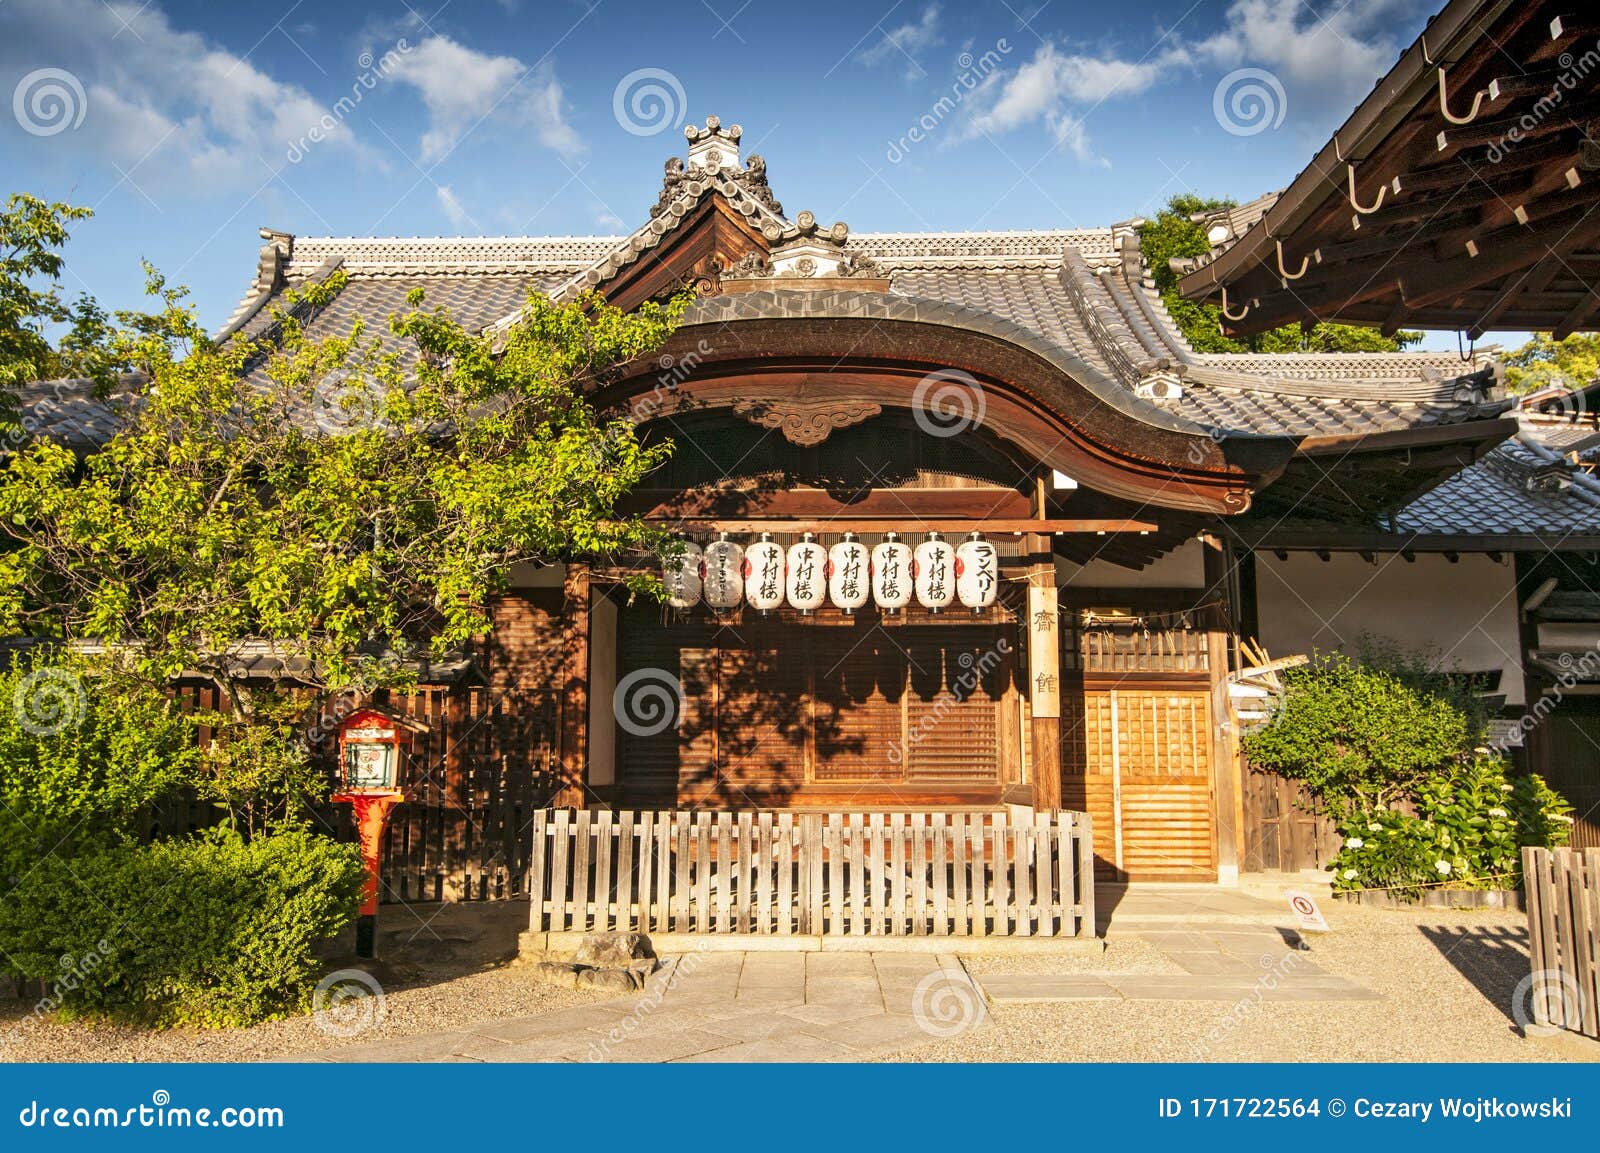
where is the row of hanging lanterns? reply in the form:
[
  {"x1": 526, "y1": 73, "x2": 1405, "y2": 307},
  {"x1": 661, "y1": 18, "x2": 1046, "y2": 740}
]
[{"x1": 662, "y1": 530, "x2": 999, "y2": 614}]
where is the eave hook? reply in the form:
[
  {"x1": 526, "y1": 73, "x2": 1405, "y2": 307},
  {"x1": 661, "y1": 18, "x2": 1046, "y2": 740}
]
[
  {"x1": 1219, "y1": 286, "x2": 1251, "y2": 322},
  {"x1": 1347, "y1": 163, "x2": 1389, "y2": 215},
  {"x1": 1276, "y1": 239, "x2": 1313, "y2": 281},
  {"x1": 1438, "y1": 67, "x2": 1496, "y2": 126}
]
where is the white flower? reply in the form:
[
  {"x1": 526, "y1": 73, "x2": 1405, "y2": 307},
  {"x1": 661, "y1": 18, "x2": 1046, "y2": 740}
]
[
  {"x1": 1342, "y1": 868, "x2": 1358, "y2": 880},
  {"x1": 1487, "y1": 807, "x2": 1507, "y2": 818},
  {"x1": 1346, "y1": 837, "x2": 1364, "y2": 849},
  {"x1": 1367, "y1": 822, "x2": 1382, "y2": 833},
  {"x1": 1499, "y1": 784, "x2": 1514, "y2": 792},
  {"x1": 1435, "y1": 860, "x2": 1452, "y2": 875}
]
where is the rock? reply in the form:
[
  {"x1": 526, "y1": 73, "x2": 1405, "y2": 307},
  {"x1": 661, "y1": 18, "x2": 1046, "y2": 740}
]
[
  {"x1": 527, "y1": 961, "x2": 582, "y2": 988},
  {"x1": 576, "y1": 966, "x2": 643, "y2": 993},
  {"x1": 574, "y1": 931, "x2": 653, "y2": 968}
]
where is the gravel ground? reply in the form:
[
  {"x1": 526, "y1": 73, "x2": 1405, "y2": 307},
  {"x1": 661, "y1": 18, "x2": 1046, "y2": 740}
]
[
  {"x1": 0, "y1": 901, "x2": 604, "y2": 1063},
  {"x1": 883, "y1": 905, "x2": 1563, "y2": 1063}
]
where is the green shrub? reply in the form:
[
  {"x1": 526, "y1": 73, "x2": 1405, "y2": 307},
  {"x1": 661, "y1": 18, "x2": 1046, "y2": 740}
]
[
  {"x1": 0, "y1": 826, "x2": 365, "y2": 1026},
  {"x1": 1242, "y1": 653, "x2": 1473, "y2": 807},
  {"x1": 0, "y1": 652, "x2": 199, "y2": 876},
  {"x1": 1329, "y1": 757, "x2": 1572, "y2": 896}
]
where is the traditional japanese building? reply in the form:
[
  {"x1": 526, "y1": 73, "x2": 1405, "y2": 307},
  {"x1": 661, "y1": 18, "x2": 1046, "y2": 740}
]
[{"x1": 21, "y1": 110, "x2": 1597, "y2": 901}]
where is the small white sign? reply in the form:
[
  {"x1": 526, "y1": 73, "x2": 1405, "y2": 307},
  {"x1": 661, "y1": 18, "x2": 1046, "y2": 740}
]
[{"x1": 1285, "y1": 890, "x2": 1330, "y2": 933}]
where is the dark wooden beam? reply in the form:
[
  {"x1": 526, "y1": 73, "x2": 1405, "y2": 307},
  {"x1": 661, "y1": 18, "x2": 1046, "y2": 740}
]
[{"x1": 647, "y1": 517, "x2": 1160, "y2": 534}]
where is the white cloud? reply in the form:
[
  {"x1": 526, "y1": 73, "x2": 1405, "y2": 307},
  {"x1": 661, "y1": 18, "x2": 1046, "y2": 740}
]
[
  {"x1": 0, "y1": 0, "x2": 370, "y2": 183},
  {"x1": 388, "y1": 35, "x2": 581, "y2": 163},
  {"x1": 593, "y1": 206, "x2": 625, "y2": 231},
  {"x1": 950, "y1": 0, "x2": 1430, "y2": 161},
  {"x1": 859, "y1": 5, "x2": 942, "y2": 69},
  {"x1": 956, "y1": 41, "x2": 1175, "y2": 159},
  {"x1": 1190, "y1": 0, "x2": 1427, "y2": 98},
  {"x1": 435, "y1": 185, "x2": 472, "y2": 229}
]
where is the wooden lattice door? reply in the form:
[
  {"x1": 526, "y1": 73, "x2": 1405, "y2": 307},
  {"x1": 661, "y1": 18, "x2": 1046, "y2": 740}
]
[{"x1": 1075, "y1": 688, "x2": 1217, "y2": 880}]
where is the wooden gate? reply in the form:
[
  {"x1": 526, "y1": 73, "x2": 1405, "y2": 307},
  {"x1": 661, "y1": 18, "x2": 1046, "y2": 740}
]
[
  {"x1": 1068, "y1": 688, "x2": 1217, "y2": 881},
  {"x1": 528, "y1": 808, "x2": 1095, "y2": 938},
  {"x1": 1522, "y1": 847, "x2": 1600, "y2": 1041}
]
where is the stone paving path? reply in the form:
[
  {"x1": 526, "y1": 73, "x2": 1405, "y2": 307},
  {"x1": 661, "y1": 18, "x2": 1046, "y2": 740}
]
[
  {"x1": 978, "y1": 927, "x2": 1380, "y2": 1004},
  {"x1": 291, "y1": 888, "x2": 1380, "y2": 1062},
  {"x1": 299, "y1": 952, "x2": 983, "y2": 1063}
]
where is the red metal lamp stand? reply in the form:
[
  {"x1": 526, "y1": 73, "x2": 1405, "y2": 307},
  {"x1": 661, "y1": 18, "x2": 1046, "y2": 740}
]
[{"x1": 332, "y1": 789, "x2": 403, "y2": 958}]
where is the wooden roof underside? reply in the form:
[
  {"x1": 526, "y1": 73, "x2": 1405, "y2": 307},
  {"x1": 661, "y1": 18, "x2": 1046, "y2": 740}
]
[{"x1": 1178, "y1": 2, "x2": 1600, "y2": 338}]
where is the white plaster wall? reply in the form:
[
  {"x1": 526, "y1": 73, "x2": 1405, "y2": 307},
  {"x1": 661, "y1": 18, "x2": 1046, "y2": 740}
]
[
  {"x1": 1255, "y1": 551, "x2": 1524, "y2": 706},
  {"x1": 1057, "y1": 538, "x2": 1206, "y2": 590},
  {"x1": 587, "y1": 595, "x2": 619, "y2": 787}
]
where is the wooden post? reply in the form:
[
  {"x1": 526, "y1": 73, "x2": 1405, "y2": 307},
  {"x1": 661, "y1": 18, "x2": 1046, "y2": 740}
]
[
  {"x1": 1203, "y1": 536, "x2": 1244, "y2": 884},
  {"x1": 1025, "y1": 540, "x2": 1062, "y2": 811},
  {"x1": 556, "y1": 563, "x2": 591, "y2": 809}
]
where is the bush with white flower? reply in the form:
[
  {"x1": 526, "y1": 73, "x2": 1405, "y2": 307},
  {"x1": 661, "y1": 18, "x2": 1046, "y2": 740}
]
[{"x1": 1327, "y1": 756, "x2": 1571, "y2": 897}]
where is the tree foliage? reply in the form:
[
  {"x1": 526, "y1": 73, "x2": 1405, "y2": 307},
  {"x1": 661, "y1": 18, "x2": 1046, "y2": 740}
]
[
  {"x1": 1140, "y1": 193, "x2": 1421, "y2": 354},
  {"x1": 1502, "y1": 331, "x2": 1600, "y2": 396},
  {"x1": 0, "y1": 239, "x2": 687, "y2": 718}
]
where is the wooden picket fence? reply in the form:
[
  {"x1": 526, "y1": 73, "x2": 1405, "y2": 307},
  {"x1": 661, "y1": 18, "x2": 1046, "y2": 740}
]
[
  {"x1": 529, "y1": 809, "x2": 1095, "y2": 938},
  {"x1": 1522, "y1": 847, "x2": 1600, "y2": 1040}
]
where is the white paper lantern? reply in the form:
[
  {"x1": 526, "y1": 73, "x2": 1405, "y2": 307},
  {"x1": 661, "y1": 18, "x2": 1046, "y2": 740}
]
[
  {"x1": 785, "y1": 532, "x2": 826, "y2": 613},
  {"x1": 914, "y1": 532, "x2": 956, "y2": 612},
  {"x1": 743, "y1": 533, "x2": 786, "y2": 614},
  {"x1": 702, "y1": 534, "x2": 744, "y2": 611},
  {"x1": 871, "y1": 532, "x2": 913, "y2": 612},
  {"x1": 828, "y1": 533, "x2": 871, "y2": 613},
  {"x1": 663, "y1": 541, "x2": 703, "y2": 609},
  {"x1": 955, "y1": 531, "x2": 998, "y2": 612}
]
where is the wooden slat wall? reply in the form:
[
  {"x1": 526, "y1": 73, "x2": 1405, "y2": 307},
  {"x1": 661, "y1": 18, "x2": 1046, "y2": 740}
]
[
  {"x1": 617, "y1": 606, "x2": 1014, "y2": 800},
  {"x1": 1522, "y1": 847, "x2": 1600, "y2": 1040},
  {"x1": 529, "y1": 808, "x2": 1095, "y2": 938},
  {"x1": 1242, "y1": 768, "x2": 1341, "y2": 873}
]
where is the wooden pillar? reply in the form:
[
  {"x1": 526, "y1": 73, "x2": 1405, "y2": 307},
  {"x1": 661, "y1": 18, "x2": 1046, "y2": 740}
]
[
  {"x1": 556, "y1": 562, "x2": 591, "y2": 809},
  {"x1": 1025, "y1": 536, "x2": 1062, "y2": 812},
  {"x1": 1203, "y1": 536, "x2": 1244, "y2": 884}
]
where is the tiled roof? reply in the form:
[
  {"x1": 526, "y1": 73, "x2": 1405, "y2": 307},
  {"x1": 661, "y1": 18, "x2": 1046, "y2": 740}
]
[{"x1": 19, "y1": 118, "x2": 1512, "y2": 449}]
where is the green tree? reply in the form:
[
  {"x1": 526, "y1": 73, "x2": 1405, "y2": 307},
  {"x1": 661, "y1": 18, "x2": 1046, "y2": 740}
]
[
  {"x1": 0, "y1": 195, "x2": 687, "y2": 797},
  {"x1": 1140, "y1": 193, "x2": 1421, "y2": 354},
  {"x1": 1502, "y1": 331, "x2": 1600, "y2": 395}
]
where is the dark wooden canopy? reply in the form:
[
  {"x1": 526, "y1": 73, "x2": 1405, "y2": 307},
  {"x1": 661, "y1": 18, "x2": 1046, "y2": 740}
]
[{"x1": 1178, "y1": 1, "x2": 1600, "y2": 338}]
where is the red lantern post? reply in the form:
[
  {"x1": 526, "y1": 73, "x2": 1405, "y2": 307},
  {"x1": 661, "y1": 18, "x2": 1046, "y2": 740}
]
[{"x1": 331, "y1": 709, "x2": 413, "y2": 958}]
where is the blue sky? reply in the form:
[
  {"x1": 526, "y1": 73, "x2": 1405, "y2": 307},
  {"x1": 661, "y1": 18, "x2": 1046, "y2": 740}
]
[{"x1": 1, "y1": 0, "x2": 1467, "y2": 344}]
